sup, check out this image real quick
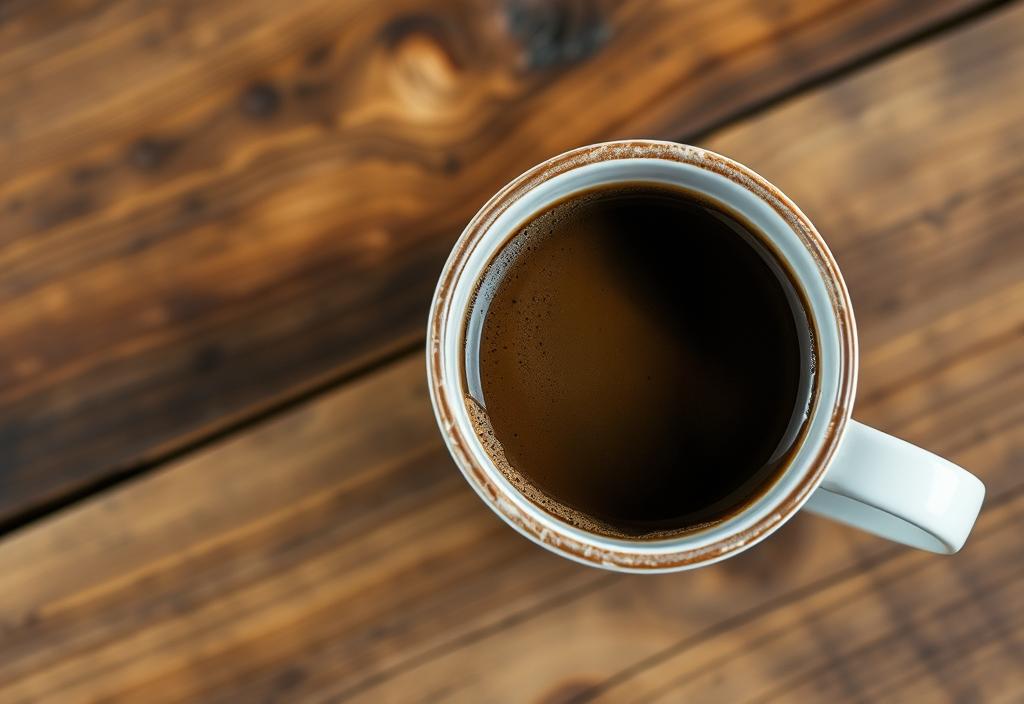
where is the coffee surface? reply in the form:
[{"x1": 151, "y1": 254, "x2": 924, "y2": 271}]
[{"x1": 465, "y1": 183, "x2": 815, "y2": 537}]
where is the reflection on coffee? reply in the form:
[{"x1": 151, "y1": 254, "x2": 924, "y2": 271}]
[{"x1": 464, "y1": 183, "x2": 817, "y2": 537}]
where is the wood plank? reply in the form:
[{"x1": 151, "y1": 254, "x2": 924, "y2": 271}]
[
  {"x1": 589, "y1": 490, "x2": 1024, "y2": 703},
  {"x1": 2, "y1": 2, "x2": 1023, "y2": 702},
  {"x1": 358, "y1": 491, "x2": 1024, "y2": 703},
  {"x1": 0, "y1": 0, "x2": 989, "y2": 523},
  {"x1": 0, "y1": 353, "x2": 1019, "y2": 702}
]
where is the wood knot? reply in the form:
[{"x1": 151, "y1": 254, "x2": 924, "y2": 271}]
[
  {"x1": 192, "y1": 344, "x2": 224, "y2": 373},
  {"x1": 381, "y1": 15, "x2": 466, "y2": 118},
  {"x1": 304, "y1": 43, "x2": 332, "y2": 67},
  {"x1": 442, "y1": 152, "x2": 461, "y2": 174},
  {"x1": 71, "y1": 164, "x2": 103, "y2": 184},
  {"x1": 240, "y1": 81, "x2": 282, "y2": 120},
  {"x1": 381, "y1": 14, "x2": 462, "y2": 66},
  {"x1": 129, "y1": 136, "x2": 179, "y2": 171},
  {"x1": 180, "y1": 192, "x2": 207, "y2": 215},
  {"x1": 504, "y1": 0, "x2": 611, "y2": 69}
]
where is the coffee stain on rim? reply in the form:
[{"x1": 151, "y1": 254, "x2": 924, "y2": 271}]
[{"x1": 427, "y1": 140, "x2": 857, "y2": 571}]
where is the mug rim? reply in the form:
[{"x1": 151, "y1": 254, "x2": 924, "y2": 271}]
[{"x1": 427, "y1": 140, "x2": 858, "y2": 572}]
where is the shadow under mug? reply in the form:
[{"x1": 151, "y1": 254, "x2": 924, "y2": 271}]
[{"x1": 427, "y1": 140, "x2": 985, "y2": 573}]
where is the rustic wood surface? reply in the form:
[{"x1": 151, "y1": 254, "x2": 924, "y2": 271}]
[
  {"x1": 1, "y1": 0, "x2": 1022, "y2": 702},
  {"x1": 0, "y1": 0, "x2": 990, "y2": 525}
]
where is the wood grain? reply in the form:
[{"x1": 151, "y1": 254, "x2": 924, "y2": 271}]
[
  {"x1": 0, "y1": 345, "x2": 1019, "y2": 703},
  {"x1": 1, "y1": 1, "x2": 1023, "y2": 702},
  {"x1": 0, "y1": 0, "x2": 988, "y2": 524},
  {"x1": 582, "y1": 491, "x2": 1024, "y2": 704},
  {"x1": 359, "y1": 490, "x2": 1023, "y2": 703}
]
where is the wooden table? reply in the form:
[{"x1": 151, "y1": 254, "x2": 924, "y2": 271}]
[{"x1": 2, "y1": 0, "x2": 1022, "y2": 701}]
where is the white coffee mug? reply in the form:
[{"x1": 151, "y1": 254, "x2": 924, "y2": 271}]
[{"x1": 427, "y1": 140, "x2": 985, "y2": 572}]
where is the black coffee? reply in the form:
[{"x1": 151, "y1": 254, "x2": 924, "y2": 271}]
[{"x1": 465, "y1": 183, "x2": 816, "y2": 537}]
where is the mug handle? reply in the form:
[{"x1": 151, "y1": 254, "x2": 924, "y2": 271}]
[{"x1": 803, "y1": 420, "x2": 985, "y2": 553}]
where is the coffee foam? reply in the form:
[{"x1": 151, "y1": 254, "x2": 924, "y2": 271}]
[
  {"x1": 464, "y1": 196, "x2": 626, "y2": 537},
  {"x1": 463, "y1": 192, "x2": 588, "y2": 404},
  {"x1": 471, "y1": 190, "x2": 589, "y2": 306},
  {"x1": 464, "y1": 394, "x2": 636, "y2": 537}
]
